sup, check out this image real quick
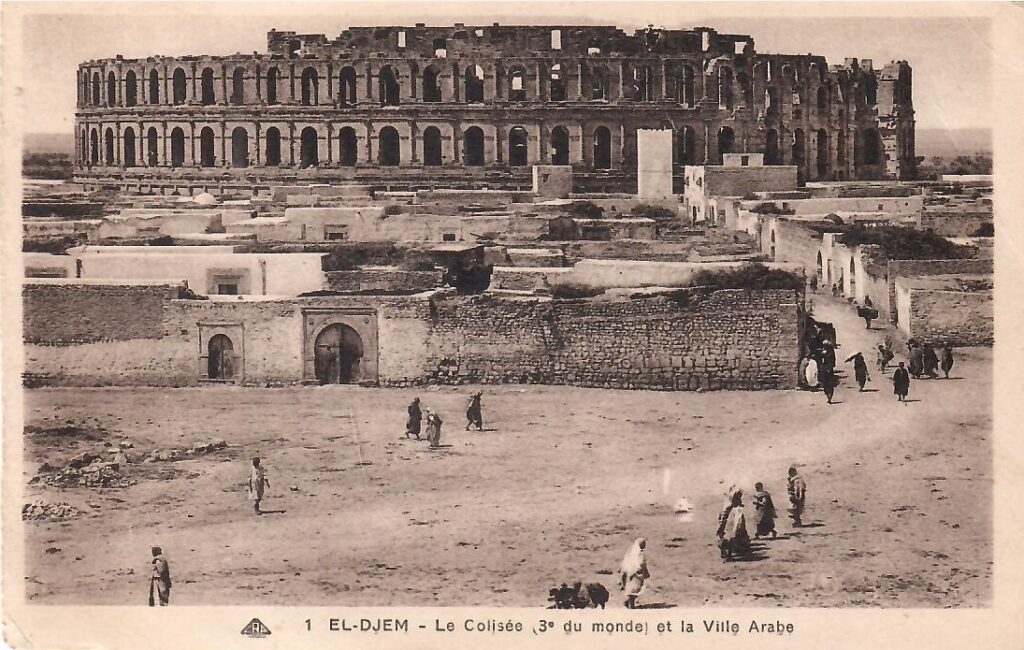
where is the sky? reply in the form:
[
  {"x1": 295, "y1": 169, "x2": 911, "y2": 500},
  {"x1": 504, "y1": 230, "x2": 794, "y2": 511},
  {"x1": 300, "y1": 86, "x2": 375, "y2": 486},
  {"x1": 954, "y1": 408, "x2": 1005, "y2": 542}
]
[{"x1": 13, "y1": 3, "x2": 994, "y2": 135}]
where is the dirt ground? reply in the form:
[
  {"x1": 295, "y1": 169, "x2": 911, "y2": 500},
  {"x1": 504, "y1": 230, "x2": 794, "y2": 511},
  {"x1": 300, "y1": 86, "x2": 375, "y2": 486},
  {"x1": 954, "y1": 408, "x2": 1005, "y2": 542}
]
[{"x1": 21, "y1": 298, "x2": 991, "y2": 607}]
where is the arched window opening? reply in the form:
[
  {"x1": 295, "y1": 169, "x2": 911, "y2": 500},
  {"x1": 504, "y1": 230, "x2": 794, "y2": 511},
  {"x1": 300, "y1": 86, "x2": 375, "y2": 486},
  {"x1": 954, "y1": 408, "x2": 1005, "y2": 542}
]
[
  {"x1": 719, "y1": 66, "x2": 733, "y2": 110},
  {"x1": 123, "y1": 127, "x2": 136, "y2": 168},
  {"x1": 301, "y1": 67, "x2": 319, "y2": 106},
  {"x1": 338, "y1": 66, "x2": 358, "y2": 106},
  {"x1": 593, "y1": 126, "x2": 612, "y2": 170},
  {"x1": 378, "y1": 65, "x2": 400, "y2": 107},
  {"x1": 80, "y1": 129, "x2": 87, "y2": 164},
  {"x1": 590, "y1": 65, "x2": 609, "y2": 101},
  {"x1": 765, "y1": 129, "x2": 781, "y2": 165},
  {"x1": 231, "y1": 127, "x2": 249, "y2": 168},
  {"x1": 339, "y1": 127, "x2": 358, "y2": 166},
  {"x1": 422, "y1": 127, "x2": 442, "y2": 166},
  {"x1": 549, "y1": 64, "x2": 566, "y2": 102},
  {"x1": 200, "y1": 127, "x2": 216, "y2": 167},
  {"x1": 509, "y1": 67, "x2": 526, "y2": 101},
  {"x1": 816, "y1": 129, "x2": 829, "y2": 179},
  {"x1": 817, "y1": 86, "x2": 828, "y2": 111},
  {"x1": 792, "y1": 128, "x2": 806, "y2": 168},
  {"x1": 90, "y1": 129, "x2": 99, "y2": 164},
  {"x1": 107, "y1": 71, "x2": 117, "y2": 106},
  {"x1": 863, "y1": 129, "x2": 882, "y2": 166},
  {"x1": 378, "y1": 126, "x2": 400, "y2": 166},
  {"x1": 147, "y1": 127, "x2": 158, "y2": 166},
  {"x1": 264, "y1": 127, "x2": 281, "y2": 166},
  {"x1": 266, "y1": 67, "x2": 279, "y2": 105},
  {"x1": 737, "y1": 73, "x2": 753, "y2": 107},
  {"x1": 463, "y1": 126, "x2": 485, "y2": 166},
  {"x1": 170, "y1": 127, "x2": 185, "y2": 167},
  {"x1": 550, "y1": 126, "x2": 569, "y2": 165},
  {"x1": 509, "y1": 127, "x2": 529, "y2": 166},
  {"x1": 149, "y1": 69, "x2": 160, "y2": 104},
  {"x1": 300, "y1": 127, "x2": 319, "y2": 168},
  {"x1": 677, "y1": 126, "x2": 696, "y2": 165},
  {"x1": 464, "y1": 65, "x2": 484, "y2": 103},
  {"x1": 681, "y1": 65, "x2": 695, "y2": 107},
  {"x1": 632, "y1": 65, "x2": 652, "y2": 102},
  {"x1": 91, "y1": 72, "x2": 101, "y2": 105},
  {"x1": 717, "y1": 126, "x2": 735, "y2": 162},
  {"x1": 172, "y1": 68, "x2": 187, "y2": 105},
  {"x1": 124, "y1": 70, "x2": 137, "y2": 107},
  {"x1": 422, "y1": 66, "x2": 441, "y2": 103},
  {"x1": 766, "y1": 87, "x2": 780, "y2": 117},
  {"x1": 201, "y1": 68, "x2": 215, "y2": 105},
  {"x1": 104, "y1": 128, "x2": 115, "y2": 165},
  {"x1": 231, "y1": 68, "x2": 245, "y2": 105}
]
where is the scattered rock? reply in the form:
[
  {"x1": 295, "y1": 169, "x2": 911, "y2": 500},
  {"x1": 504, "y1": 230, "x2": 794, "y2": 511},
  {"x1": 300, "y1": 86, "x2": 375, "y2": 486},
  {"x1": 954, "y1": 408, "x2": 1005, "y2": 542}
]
[{"x1": 23, "y1": 501, "x2": 81, "y2": 522}]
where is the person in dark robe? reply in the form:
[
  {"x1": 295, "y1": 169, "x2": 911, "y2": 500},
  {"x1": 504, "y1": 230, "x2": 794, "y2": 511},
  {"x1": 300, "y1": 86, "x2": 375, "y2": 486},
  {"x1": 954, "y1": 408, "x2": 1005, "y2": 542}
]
[
  {"x1": 717, "y1": 490, "x2": 750, "y2": 561},
  {"x1": 465, "y1": 392, "x2": 483, "y2": 431},
  {"x1": 149, "y1": 546, "x2": 171, "y2": 606},
  {"x1": 892, "y1": 362, "x2": 911, "y2": 402},
  {"x1": 820, "y1": 368, "x2": 837, "y2": 404},
  {"x1": 876, "y1": 344, "x2": 893, "y2": 373},
  {"x1": 821, "y1": 340, "x2": 837, "y2": 374},
  {"x1": 923, "y1": 344, "x2": 940, "y2": 379},
  {"x1": 751, "y1": 482, "x2": 778, "y2": 539},
  {"x1": 831, "y1": 283, "x2": 840, "y2": 297},
  {"x1": 864, "y1": 295, "x2": 873, "y2": 308},
  {"x1": 406, "y1": 398, "x2": 422, "y2": 440},
  {"x1": 846, "y1": 352, "x2": 870, "y2": 391},
  {"x1": 908, "y1": 344, "x2": 924, "y2": 378},
  {"x1": 941, "y1": 345, "x2": 955, "y2": 379},
  {"x1": 809, "y1": 275, "x2": 819, "y2": 293},
  {"x1": 787, "y1": 467, "x2": 807, "y2": 527}
]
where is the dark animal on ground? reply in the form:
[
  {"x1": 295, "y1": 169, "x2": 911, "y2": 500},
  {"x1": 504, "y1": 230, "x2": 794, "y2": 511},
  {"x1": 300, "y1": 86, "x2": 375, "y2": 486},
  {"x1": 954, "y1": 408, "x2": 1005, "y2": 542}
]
[{"x1": 548, "y1": 582, "x2": 609, "y2": 609}]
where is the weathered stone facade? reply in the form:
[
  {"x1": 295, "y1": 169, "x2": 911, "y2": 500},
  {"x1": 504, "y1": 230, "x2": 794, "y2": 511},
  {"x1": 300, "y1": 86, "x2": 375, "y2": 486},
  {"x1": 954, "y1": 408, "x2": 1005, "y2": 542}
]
[{"x1": 74, "y1": 25, "x2": 915, "y2": 192}]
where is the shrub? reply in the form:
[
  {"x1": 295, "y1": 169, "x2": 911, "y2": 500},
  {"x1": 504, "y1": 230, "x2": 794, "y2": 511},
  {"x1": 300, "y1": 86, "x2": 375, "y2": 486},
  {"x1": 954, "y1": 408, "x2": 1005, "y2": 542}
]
[
  {"x1": 22, "y1": 235, "x2": 82, "y2": 254},
  {"x1": 690, "y1": 263, "x2": 804, "y2": 291},
  {"x1": 741, "y1": 192, "x2": 759, "y2": 200},
  {"x1": 567, "y1": 201, "x2": 604, "y2": 219},
  {"x1": 629, "y1": 205, "x2": 676, "y2": 221},
  {"x1": 551, "y1": 282, "x2": 606, "y2": 299},
  {"x1": 383, "y1": 204, "x2": 403, "y2": 216},
  {"x1": 839, "y1": 225, "x2": 974, "y2": 260},
  {"x1": 750, "y1": 202, "x2": 795, "y2": 215}
]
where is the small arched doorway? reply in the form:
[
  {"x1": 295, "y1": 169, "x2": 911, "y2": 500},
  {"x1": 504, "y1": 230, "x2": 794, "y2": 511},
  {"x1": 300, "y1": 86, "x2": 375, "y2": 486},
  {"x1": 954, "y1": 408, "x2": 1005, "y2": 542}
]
[
  {"x1": 314, "y1": 323, "x2": 364, "y2": 384},
  {"x1": 423, "y1": 126, "x2": 442, "y2": 166},
  {"x1": 170, "y1": 127, "x2": 185, "y2": 167},
  {"x1": 231, "y1": 127, "x2": 249, "y2": 168},
  {"x1": 550, "y1": 126, "x2": 569, "y2": 165},
  {"x1": 378, "y1": 127, "x2": 400, "y2": 166},
  {"x1": 378, "y1": 65, "x2": 400, "y2": 107},
  {"x1": 300, "y1": 127, "x2": 318, "y2": 168},
  {"x1": 593, "y1": 126, "x2": 611, "y2": 170},
  {"x1": 200, "y1": 127, "x2": 216, "y2": 167},
  {"x1": 123, "y1": 127, "x2": 136, "y2": 168},
  {"x1": 509, "y1": 126, "x2": 528, "y2": 166},
  {"x1": 463, "y1": 126, "x2": 484, "y2": 166},
  {"x1": 208, "y1": 334, "x2": 235, "y2": 381},
  {"x1": 265, "y1": 127, "x2": 281, "y2": 166},
  {"x1": 339, "y1": 127, "x2": 358, "y2": 166}
]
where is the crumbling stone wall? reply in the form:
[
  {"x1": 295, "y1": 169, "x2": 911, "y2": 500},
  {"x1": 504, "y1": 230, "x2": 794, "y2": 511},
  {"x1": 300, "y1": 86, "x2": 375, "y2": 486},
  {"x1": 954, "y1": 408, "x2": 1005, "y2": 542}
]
[
  {"x1": 410, "y1": 290, "x2": 800, "y2": 390},
  {"x1": 887, "y1": 258, "x2": 993, "y2": 325},
  {"x1": 325, "y1": 269, "x2": 442, "y2": 293},
  {"x1": 908, "y1": 290, "x2": 992, "y2": 347}
]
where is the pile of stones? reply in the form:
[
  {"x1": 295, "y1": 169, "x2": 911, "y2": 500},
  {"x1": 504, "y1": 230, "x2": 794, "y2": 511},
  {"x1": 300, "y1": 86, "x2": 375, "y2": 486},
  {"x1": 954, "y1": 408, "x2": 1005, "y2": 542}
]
[
  {"x1": 22, "y1": 500, "x2": 80, "y2": 521},
  {"x1": 34, "y1": 457, "x2": 135, "y2": 489},
  {"x1": 142, "y1": 439, "x2": 227, "y2": 463}
]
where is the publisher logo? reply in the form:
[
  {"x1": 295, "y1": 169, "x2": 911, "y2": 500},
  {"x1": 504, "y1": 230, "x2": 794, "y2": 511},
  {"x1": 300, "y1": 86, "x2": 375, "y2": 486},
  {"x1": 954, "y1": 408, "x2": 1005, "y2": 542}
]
[{"x1": 241, "y1": 618, "x2": 271, "y2": 638}]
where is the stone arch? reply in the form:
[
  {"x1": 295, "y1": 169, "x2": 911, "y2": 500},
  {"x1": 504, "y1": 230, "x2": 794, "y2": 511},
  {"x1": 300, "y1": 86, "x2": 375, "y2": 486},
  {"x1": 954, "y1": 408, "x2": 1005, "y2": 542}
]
[
  {"x1": 549, "y1": 63, "x2": 566, "y2": 101},
  {"x1": 80, "y1": 129, "x2": 87, "y2": 164},
  {"x1": 123, "y1": 127, "x2": 136, "y2": 168},
  {"x1": 170, "y1": 127, "x2": 185, "y2": 167},
  {"x1": 147, "y1": 127, "x2": 158, "y2": 166},
  {"x1": 509, "y1": 126, "x2": 529, "y2": 166},
  {"x1": 90, "y1": 129, "x2": 99, "y2": 164},
  {"x1": 313, "y1": 323, "x2": 364, "y2": 384},
  {"x1": 589, "y1": 64, "x2": 609, "y2": 101},
  {"x1": 339, "y1": 126, "x2": 358, "y2": 166},
  {"x1": 264, "y1": 127, "x2": 281, "y2": 166},
  {"x1": 681, "y1": 64, "x2": 696, "y2": 107},
  {"x1": 301, "y1": 67, "x2": 319, "y2": 106},
  {"x1": 422, "y1": 65, "x2": 441, "y2": 103},
  {"x1": 719, "y1": 66, "x2": 734, "y2": 110},
  {"x1": 148, "y1": 69, "x2": 159, "y2": 104},
  {"x1": 464, "y1": 64, "x2": 485, "y2": 103},
  {"x1": 172, "y1": 68, "x2": 187, "y2": 105},
  {"x1": 231, "y1": 126, "x2": 249, "y2": 168},
  {"x1": 200, "y1": 67, "x2": 216, "y2": 105},
  {"x1": 593, "y1": 125, "x2": 612, "y2": 170},
  {"x1": 765, "y1": 129, "x2": 781, "y2": 164},
  {"x1": 107, "y1": 71, "x2": 117, "y2": 106},
  {"x1": 91, "y1": 71, "x2": 101, "y2": 105},
  {"x1": 339, "y1": 66, "x2": 357, "y2": 106},
  {"x1": 550, "y1": 126, "x2": 570, "y2": 165},
  {"x1": 717, "y1": 126, "x2": 735, "y2": 161},
  {"x1": 200, "y1": 127, "x2": 216, "y2": 167},
  {"x1": 231, "y1": 67, "x2": 245, "y2": 105},
  {"x1": 423, "y1": 126, "x2": 443, "y2": 166},
  {"x1": 816, "y1": 129, "x2": 829, "y2": 179},
  {"x1": 463, "y1": 126, "x2": 485, "y2": 166},
  {"x1": 300, "y1": 126, "x2": 319, "y2": 167},
  {"x1": 208, "y1": 334, "x2": 235, "y2": 381},
  {"x1": 378, "y1": 126, "x2": 400, "y2": 166},
  {"x1": 104, "y1": 127, "x2": 115, "y2": 165},
  {"x1": 266, "y1": 67, "x2": 280, "y2": 105},
  {"x1": 378, "y1": 65, "x2": 400, "y2": 107},
  {"x1": 509, "y1": 65, "x2": 527, "y2": 101},
  {"x1": 677, "y1": 125, "x2": 696, "y2": 165},
  {"x1": 125, "y1": 70, "x2": 138, "y2": 107}
]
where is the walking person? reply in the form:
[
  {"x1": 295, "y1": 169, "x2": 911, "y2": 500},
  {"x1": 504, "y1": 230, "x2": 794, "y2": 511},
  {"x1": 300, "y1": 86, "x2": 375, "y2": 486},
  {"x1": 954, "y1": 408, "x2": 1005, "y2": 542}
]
[
  {"x1": 892, "y1": 362, "x2": 911, "y2": 403},
  {"x1": 465, "y1": 391, "x2": 484, "y2": 431},
  {"x1": 845, "y1": 352, "x2": 870, "y2": 391},
  {"x1": 717, "y1": 490, "x2": 750, "y2": 561},
  {"x1": 809, "y1": 275, "x2": 819, "y2": 293},
  {"x1": 148, "y1": 546, "x2": 172, "y2": 606},
  {"x1": 249, "y1": 456, "x2": 269, "y2": 515},
  {"x1": 619, "y1": 538, "x2": 649, "y2": 609},
  {"x1": 406, "y1": 398, "x2": 422, "y2": 440},
  {"x1": 941, "y1": 345, "x2": 955, "y2": 379},
  {"x1": 751, "y1": 483, "x2": 778, "y2": 540},
  {"x1": 787, "y1": 467, "x2": 807, "y2": 527},
  {"x1": 820, "y1": 367, "x2": 837, "y2": 404},
  {"x1": 908, "y1": 343, "x2": 924, "y2": 379},
  {"x1": 923, "y1": 344, "x2": 940, "y2": 379},
  {"x1": 425, "y1": 409, "x2": 443, "y2": 448},
  {"x1": 876, "y1": 344, "x2": 893, "y2": 373}
]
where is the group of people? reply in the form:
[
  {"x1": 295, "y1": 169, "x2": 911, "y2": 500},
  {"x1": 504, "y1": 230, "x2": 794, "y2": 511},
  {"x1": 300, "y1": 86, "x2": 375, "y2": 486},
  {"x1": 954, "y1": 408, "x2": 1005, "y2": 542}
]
[
  {"x1": 716, "y1": 467, "x2": 808, "y2": 562},
  {"x1": 907, "y1": 339, "x2": 955, "y2": 380},
  {"x1": 405, "y1": 392, "x2": 486, "y2": 448},
  {"x1": 800, "y1": 338, "x2": 839, "y2": 402}
]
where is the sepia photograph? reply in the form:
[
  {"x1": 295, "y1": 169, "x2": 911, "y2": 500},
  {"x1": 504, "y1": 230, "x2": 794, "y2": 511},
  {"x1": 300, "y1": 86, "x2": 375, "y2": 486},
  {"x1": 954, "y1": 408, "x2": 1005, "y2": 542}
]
[{"x1": 2, "y1": 1, "x2": 1021, "y2": 648}]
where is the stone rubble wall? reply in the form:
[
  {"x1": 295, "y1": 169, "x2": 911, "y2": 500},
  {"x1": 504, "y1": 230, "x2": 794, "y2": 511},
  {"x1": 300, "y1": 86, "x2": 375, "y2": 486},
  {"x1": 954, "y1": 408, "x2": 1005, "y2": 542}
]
[
  {"x1": 887, "y1": 258, "x2": 993, "y2": 326},
  {"x1": 908, "y1": 289, "x2": 993, "y2": 347}
]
